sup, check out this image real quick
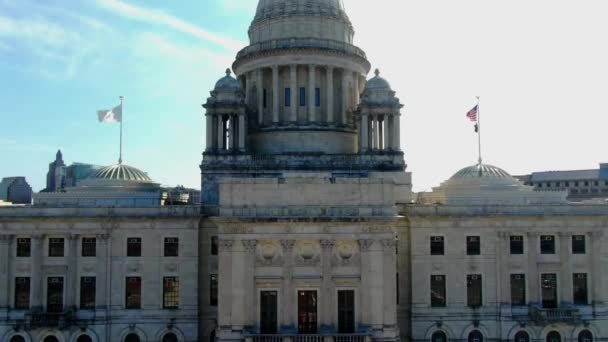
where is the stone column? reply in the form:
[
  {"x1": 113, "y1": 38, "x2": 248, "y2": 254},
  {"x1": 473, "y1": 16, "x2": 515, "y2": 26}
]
[
  {"x1": 527, "y1": 233, "x2": 539, "y2": 305},
  {"x1": 358, "y1": 239, "x2": 374, "y2": 328},
  {"x1": 217, "y1": 116, "x2": 224, "y2": 151},
  {"x1": 31, "y1": 234, "x2": 44, "y2": 309},
  {"x1": 231, "y1": 240, "x2": 247, "y2": 329},
  {"x1": 381, "y1": 239, "x2": 397, "y2": 328},
  {"x1": 497, "y1": 232, "x2": 510, "y2": 304},
  {"x1": 280, "y1": 240, "x2": 295, "y2": 332},
  {"x1": 326, "y1": 66, "x2": 334, "y2": 125},
  {"x1": 379, "y1": 116, "x2": 385, "y2": 150},
  {"x1": 257, "y1": 69, "x2": 264, "y2": 125},
  {"x1": 320, "y1": 239, "x2": 335, "y2": 332},
  {"x1": 0, "y1": 234, "x2": 13, "y2": 309},
  {"x1": 559, "y1": 232, "x2": 573, "y2": 305},
  {"x1": 361, "y1": 114, "x2": 369, "y2": 152},
  {"x1": 272, "y1": 65, "x2": 280, "y2": 124},
  {"x1": 242, "y1": 240, "x2": 257, "y2": 326},
  {"x1": 238, "y1": 115, "x2": 246, "y2": 152},
  {"x1": 290, "y1": 64, "x2": 298, "y2": 124},
  {"x1": 205, "y1": 115, "x2": 214, "y2": 152},
  {"x1": 218, "y1": 239, "x2": 234, "y2": 332},
  {"x1": 308, "y1": 64, "x2": 316, "y2": 123},
  {"x1": 385, "y1": 116, "x2": 393, "y2": 151},
  {"x1": 341, "y1": 69, "x2": 349, "y2": 125},
  {"x1": 371, "y1": 116, "x2": 378, "y2": 150},
  {"x1": 353, "y1": 72, "x2": 361, "y2": 105},
  {"x1": 590, "y1": 231, "x2": 604, "y2": 304},
  {"x1": 392, "y1": 114, "x2": 401, "y2": 151},
  {"x1": 66, "y1": 234, "x2": 79, "y2": 308},
  {"x1": 96, "y1": 233, "x2": 109, "y2": 309}
]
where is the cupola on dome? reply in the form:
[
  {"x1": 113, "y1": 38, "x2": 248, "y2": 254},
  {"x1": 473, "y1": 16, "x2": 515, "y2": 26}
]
[
  {"x1": 214, "y1": 69, "x2": 241, "y2": 91},
  {"x1": 364, "y1": 69, "x2": 392, "y2": 91},
  {"x1": 253, "y1": 0, "x2": 350, "y2": 24}
]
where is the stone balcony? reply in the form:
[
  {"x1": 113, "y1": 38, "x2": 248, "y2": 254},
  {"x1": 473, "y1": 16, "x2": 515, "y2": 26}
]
[
  {"x1": 24, "y1": 308, "x2": 75, "y2": 330},
  {"x1": 247, "y1": 334, "x2": 371, "y2": 342},
  {"x1": 523, "y1": 306, "x2": 582, "y2": 325}
]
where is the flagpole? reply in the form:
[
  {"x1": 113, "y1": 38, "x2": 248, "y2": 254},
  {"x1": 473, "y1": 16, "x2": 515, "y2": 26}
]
[
  {"x1": 119, "y1": 96, "x2": 123, "y2": 164},
  {"x1": 477, "y1": 96, "x2": 482, "y2": 165}
]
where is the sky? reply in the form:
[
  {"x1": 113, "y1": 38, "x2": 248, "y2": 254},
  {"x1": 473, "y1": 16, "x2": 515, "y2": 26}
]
[{"x1": 1, "y1": 0, "x2": 607, "y2": 192}]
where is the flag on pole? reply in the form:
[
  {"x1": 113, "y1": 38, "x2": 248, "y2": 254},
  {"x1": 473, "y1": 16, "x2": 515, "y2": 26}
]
[
  {"x1": 466, "y1": 105, "x2": 478, "y2": 122},
  {"x1": 97, "y1": 104, "x2": 122, "y2": 123}
]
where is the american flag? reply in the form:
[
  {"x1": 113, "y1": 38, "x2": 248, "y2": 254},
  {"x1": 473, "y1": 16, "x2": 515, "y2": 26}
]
[{"x1": 466, "y1": 105, "x2": 478, "y2": 122}]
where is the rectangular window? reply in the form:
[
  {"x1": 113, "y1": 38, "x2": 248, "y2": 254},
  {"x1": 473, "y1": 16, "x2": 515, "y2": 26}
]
[
  {"x1": 164, "y1": 237, "x2": 179, "y2": 257},
  {"x1": 48, "y1": 238, "x2": 65, "y2": 257},
  {"x1": 16, "y1": 238, "x2": 31, "y2": 257},
  {"x1": 300, "y1": 87, "x2": 306, "y2": 106},
  {"x1": 430, "y1": 275, "x2": 446, "y2": 307},
  {"x1": 82, "y1": 237, "x2": 96, "y2": 257},
  {"x1": 315, "y1": 88, "x2": 321, "y2": 107},
  {"x1": 80, "y1": 277, "x2": 96, "y2": 309},
  {"x1": 285, "y1": 88, "x2": 291, "y2": 107},
  {"x1": 263, "y1": 88, "x2": 267, "y2": 108},
  {"x1": 211, "y1": 236, "x2": 218, "y2": 256},
  {"x1": 125, "y1": 277, "x2": 141, "y2": 309},
  {"x1": 14, "y1": 277, "x2": 30, "y2": 309},
  {"x1": 260, "y1": 291, "x2": 278, "y2": 334},
  {"x1": 163, "y1": 277, "x2": 180, "y2": 309},
  {"x1": 466, "y1": 236, "x2": 481, "y2": 255},
  {"x1": 540, "y1": 235, "x2": 555, "y2": 254},
  {"x1": 467, "y1": 274, "x2": 482, "y2": 308},
  {"x1": 572, "y1": 235, "x2": 586, "y2": 254},
  {"x1": 430, "y1": 236, "x2": 444, "y2": 255},
  {"x1": 510, "y1": 236, "x2": 524, "y2": 255},
  {"x1": 573, "y1": 273, "x2": 588, "y2": 305},
  {"x1": 47, "y1": 277, "x2": 64, "y2": 313},
  {"x1": 127, "y1": 238, "x2": 141, "y2": 257},
  {"x1": 510, "y1": 274, "x2": 526, "y2": 306},
  {"x1": 541, "y1": 273, "x2": 558, "y2": 308},
  {"x1": 210, "y1": 274, "x2": 218, "y2": 306},
  {"x1": 338, "y1": 290, "x2": 355, "y2": 333},
  {"x1": 298, "y1": 290, "x2": 318, "y2": 334}
]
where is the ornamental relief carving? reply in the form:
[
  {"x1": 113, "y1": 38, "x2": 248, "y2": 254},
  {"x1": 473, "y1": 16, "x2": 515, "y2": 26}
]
[
  {"x1": 256, "y1": 240, "x2": 283, "y2": 267},
  {"x1": 332, "y1": 240, "x2": 359, "y2": 267},
  {"x1": 294, "y1": 240, "x2": 321, "y2": 267}
]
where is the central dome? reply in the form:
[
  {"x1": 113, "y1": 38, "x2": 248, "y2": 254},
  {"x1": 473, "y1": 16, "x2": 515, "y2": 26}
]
[
  {"x1": 253, "y1": 0, "x2": 350, "y2": 24},
  {"x1": 95, "y1": 164, "x2": 154, "y2": 183}
]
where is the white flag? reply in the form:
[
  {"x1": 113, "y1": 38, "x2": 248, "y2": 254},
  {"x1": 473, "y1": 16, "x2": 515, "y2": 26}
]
[{"x1": 97, "y1": 104, "x2": 122, "y2": 123}]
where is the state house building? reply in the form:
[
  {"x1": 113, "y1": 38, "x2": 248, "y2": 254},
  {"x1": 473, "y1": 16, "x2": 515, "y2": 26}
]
[{"x1": 1, "y1": 1, "x2": 607, "y2": 342}]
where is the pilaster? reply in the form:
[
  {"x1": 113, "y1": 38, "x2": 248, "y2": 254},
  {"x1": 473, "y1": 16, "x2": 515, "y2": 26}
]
[
  {"x1": 290, "y1": 64, "x2": 298, "y2": 123},
  {"x1": 280, "y1": 239, "x2": 296, "y2": 332},
  {"x1": 308, "y1": 64, "x2": 316, "y2": 123},
  {"x1": 590, "y1": 231, "x2": 604, "y2": 304},
  {"x1": 326, "y1": 66, "x2": 334, "y2": 125},
  {"x1": 559, "y1": 232, "x2": 573, "y2": 305},
  {"x1": 341, "y1": 69, "x2": 349, "y2": 125},
  {"x1": 66, "y1": 233, "x2": 79, "y2": 308},
  {"x1": 381, "y1": 239, "x2": 397, "y2": 327},
  {"x1": 206, "y1": 115, "x2": 214, "y2": 152},
  {"x1": 272, "y1": 65, "x2": 280, "y2": 124},
  {"x1": 218, "y1": 239, "x2": 234, "y2": 328},
  {"x1": 320, "y1": 239, "x2": 335, "y2": 332},
  {"x1": 358, "y1": 239, "x2": 374, "y2": 329},
  {"x1": 0, "y1": 234, "x2": 13, "y2": 310},
  {"x1": 242, "y1": 239, "x2": 258, "y2": 327},
  {"x1": 527, "y1": 232, "x2": 540, "y2": 305},
  {"x1": 257, "y1": 69, "x2": 264, "y2": 125},
  {"x1": 360, "y1": 114, "x2": 369, "y2": 152},
  {"x1": 96, "y1": 233, "x2": 110, "y2": 309},
  {"x1": 31, "y1": 234, "x2": 44, "y2": 309}
]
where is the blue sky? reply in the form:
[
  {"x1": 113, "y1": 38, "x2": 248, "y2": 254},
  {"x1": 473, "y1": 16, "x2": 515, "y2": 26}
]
[{"x1": 2, "y1": 0, "x2": 608, "y2": 192}]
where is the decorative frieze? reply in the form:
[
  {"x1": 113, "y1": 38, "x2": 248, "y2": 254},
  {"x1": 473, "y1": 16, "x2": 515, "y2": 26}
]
[
  {"x1": 380, "y1": 238, "x2": 397, "y2": 251},
  {"x1": 280, "y1": 239, "x2": 295, "y2": 251},
  {"x1": 242, "y1": 239, "x2": 258, "y2": 253},
  {"x1": 218, "y1": 239, "x2": 235, "y2": 251},
  {"x1": 357, "y1": 239, "x2": 374, "y2": 251}
]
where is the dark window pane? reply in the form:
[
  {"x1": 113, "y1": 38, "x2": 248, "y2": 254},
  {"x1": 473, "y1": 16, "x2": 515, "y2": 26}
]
[
  {"x1": 466, "y1": 236, "x2": 480, "y2": 255},
  {"x1": 432, "y1": 332, "x2": 447, "y2": 342},
  {"x1": 210, "y1": 274, "x2": 218, "y2": 306},
  {"x1": 515, "y1": 331, "x2": 530, "y2": 342},
  {"x1": 298, "y1": 291, "x2": 317, "y2": 334},
  {"x1": 164, "y1": 237, "x2": 179, "y2": 257},
  {"x1": 211, "y1": 236, "x2": 218, "y2": 255},
  {"x1": 77, "y1": 335, "x2": 93, "y2": 342},
  {"x1": 468, "y1": 330, "x2": 483, "y2": 342},
  {"x1": 431, "y1": 236, "x2": 444, "y2": 255},
  {"x1": 16, "y1": 238, "x2": 31, "y2": 257},
  {"x1": 315, "y1": 88, "x2": 321, "y2": 107},
  {"x1": 82, "y1": 237, "x2": 96, "y2": 257},
  {"x1": 162, "y1": 333, "x2": 178, "y2": 342},
  {"x1": 127, "y1": 238, "x2": 141, "y2": 257},
  {"x1": 43, "y1": 337, "x2": 59, "y2": 342},
  {"x1": 467, "y1": 274, "x2": 482, "y2": 308},
  {"x1": 578, "y1": 330, "x2": 593, "y2": 342},
  {"x1": 510, "y1": 274, "x2": 526, "y2": 306},
  {"x1": 163, "y1": 277, "x2": 179, "y2": 309},
  {"x1": 125, "y1": 277, "x2": 141, "y2": 309},
  {"x1": 285, "y1": 88, "x2": 291, "y2": 107},
  {"x1": 80, "y1": 277, "x2": 96, "y2": 309},
  {"x1": 338, "y1": 290, "x2": 355, "y2": 333},
  {"x1": 573, "y1": 273, "x2": 588, "y2": 305},
  {"x1": 431, "y1": 275, "x2": 446, "y2": 307},
  {"x1": 546, "y1": 332, "x2": 561, "y2": 342},
  {"x1": 125, "y1": 334, "x2": 141, "y2": 342},
  {"x1": 541, "y1": 274, "x2": 558, "y2": 308},
  {"x1": 572, "y1": 235, "x2": 586, "y2": 254},
  {"x1": 263, "y1": 89, "x2": 267, "y2": 108},
  {"x1": 300, "y1": 87, "x2": 306, "y2": 106},
  {"x1": 260, "y1": 291, "x2": 278, "y2": 334},
  {"x1": 510, "y1": 236, "x2": 524, "y2": 255},
  {"x1": 14, "y1": 277, "x2": 30, "y2": 309},
  {"x1": 47, "y1": 277, "x2": 64, "y2": 313},
  {"x1": 540, "y1": 236, "x2": 555, "y2": 254},
  {"x1": 10, "y1": 336, "x2": 26, "y2": 342},
  {"x1": 49, "y1": 238, "x2": 64, "y2": 257}
]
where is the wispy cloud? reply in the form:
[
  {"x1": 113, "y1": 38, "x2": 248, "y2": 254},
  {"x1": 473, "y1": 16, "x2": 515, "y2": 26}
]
[
  {"x1": 97, "y1": 0, "x2": 246, "y2": 52},
  {"x1": 0, "y1": 137, "x2": 55, "y2": 153}
]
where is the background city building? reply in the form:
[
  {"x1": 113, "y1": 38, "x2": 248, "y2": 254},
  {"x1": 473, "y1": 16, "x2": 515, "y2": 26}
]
[{"x1": 0, "y1": 177, "x2": 33, "y2": 205}]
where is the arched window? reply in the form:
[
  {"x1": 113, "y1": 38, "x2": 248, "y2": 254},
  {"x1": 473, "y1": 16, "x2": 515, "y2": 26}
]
[
  {"x1": 578, "y1": 330, "x2": 593, "y2": 342},
  {"x1": 44, "y1": 337, "x2": 59, "y2": 342},
  {"x1": 124, "y1": 333, "x2": 140, "y2": 342},
  {"x1": 163, "y1": 333, "x2": 179, "y2": 342},
  {"x1": 432, "y1": 331, "x2": 448, "y2": 342},
  {"x1": 546, "y1": 331, "x2": 561, "y2": 342},
  {"x1": 77, "y1": 335, "x2": 93, "y2": 342},
  {"x1": 515, "y1": 331, "x2": 530, "y2": 342},
  {"x1": 468, "y1": 330, "x2": 484, "y2": 342},
  {"x1": 9, "y1": 336, "x2": 26, "y2": 342}
]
